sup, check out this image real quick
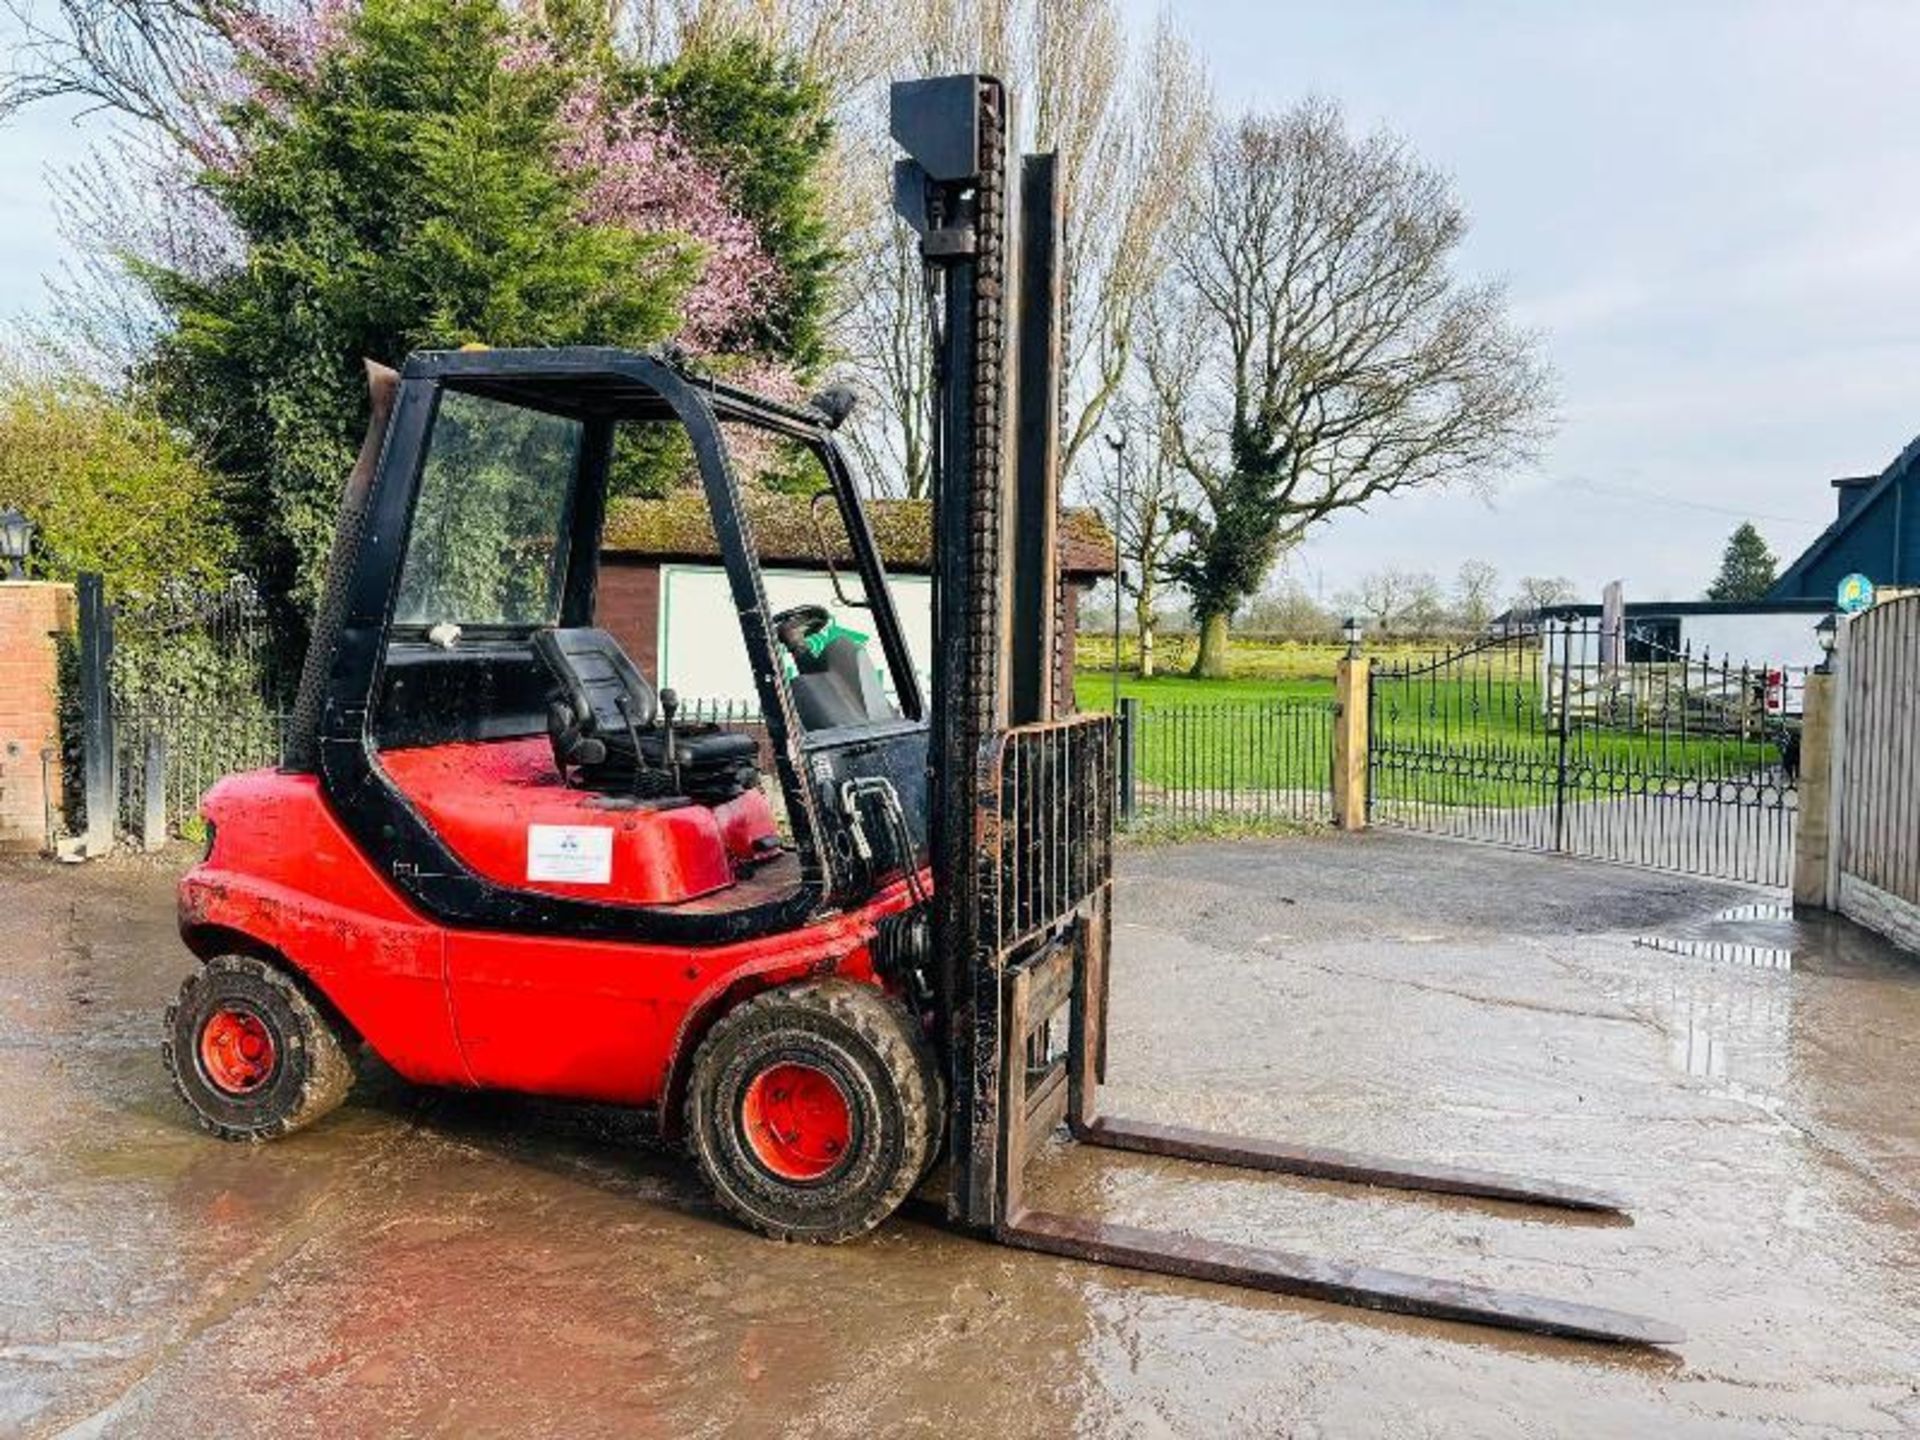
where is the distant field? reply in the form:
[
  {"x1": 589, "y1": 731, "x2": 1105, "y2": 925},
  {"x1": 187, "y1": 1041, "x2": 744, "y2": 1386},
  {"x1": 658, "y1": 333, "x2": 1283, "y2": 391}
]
[{"x1": 1073, "y1": 633, "x2": 1445, "y2": 687}]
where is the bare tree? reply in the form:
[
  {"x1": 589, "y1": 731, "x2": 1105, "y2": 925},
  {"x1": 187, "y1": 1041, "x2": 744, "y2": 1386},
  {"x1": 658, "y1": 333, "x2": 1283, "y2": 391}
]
[
  {"x1": 835, "y1": 214, "x2": 935, "y2": 497},
  {"x1": 1453, "y1": 558, "x2": 1500, "y2": 631},
  {"x1": 1094, "y1": 393, "x2": 1188, "y2": 676},
  {"x1": 625, "y1": 0, "x2": 906, "y2": 99},
  {"x1": 1338, "y1": 567, "x2": 1441, "y2": 634},
  {"x1": 1239, "y1": 578, "x2": 1336, "y2": 641},
  {"x1": 1509, "y1": 574, "x2": 1579, "y2": 613},
  {"x1": 1151, "y1": 99, "x2": 1552, "y2": 677},
  {"x1": 0, "y1": 0, "x2": 236, "y2": 151},
  {"x1": 824, "y1": 1, "x2": 1208, "y2": 499},
  {"x1": 1032, "y1": 7, "x2": 1209, "y2": 478},
  {"x1": 1, "y1": 0, "x2": 269, "y2": 376},
  {"x1": 802, "y1": 0, "x2": 1013, "y2": 498},
  {"x1": 1399, "y1": 571, "x2": 1448, "y2": 634}
]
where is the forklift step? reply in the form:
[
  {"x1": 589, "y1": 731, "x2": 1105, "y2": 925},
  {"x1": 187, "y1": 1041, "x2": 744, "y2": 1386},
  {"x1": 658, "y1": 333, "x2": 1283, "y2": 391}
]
[
  {"x1": 1000, "y1": 1209, "x2": 1683, "y2": 1347},
  {"x1": 1077, "y1": 1116, "x2": 1628, "y2": 1214}
]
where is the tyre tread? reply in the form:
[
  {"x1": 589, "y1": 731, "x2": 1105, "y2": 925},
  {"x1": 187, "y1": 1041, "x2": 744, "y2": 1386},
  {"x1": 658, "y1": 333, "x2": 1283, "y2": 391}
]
[
  {"x1": 162, "y1": 954, "x2": 356, "y2": 1142},
  {"x1": 686, "y1": 980, "x2": 940, "y2": 1244}
]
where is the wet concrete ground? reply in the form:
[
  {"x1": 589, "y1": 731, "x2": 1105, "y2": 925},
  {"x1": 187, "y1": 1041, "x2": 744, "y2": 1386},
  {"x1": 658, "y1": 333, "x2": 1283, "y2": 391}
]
[{"x1": 4, "y1": 832, "x2": 1919, "y2": 1437}]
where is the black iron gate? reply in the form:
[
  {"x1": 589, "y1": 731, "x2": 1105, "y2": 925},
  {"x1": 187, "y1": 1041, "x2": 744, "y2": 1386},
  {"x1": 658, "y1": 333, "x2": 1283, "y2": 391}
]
[
  {"x1": 74, "y1": 573, "x2": 291, "y2": 847},
  {"x1": 1368, "y1": 619, "x2": 1802, "y2": 886}
]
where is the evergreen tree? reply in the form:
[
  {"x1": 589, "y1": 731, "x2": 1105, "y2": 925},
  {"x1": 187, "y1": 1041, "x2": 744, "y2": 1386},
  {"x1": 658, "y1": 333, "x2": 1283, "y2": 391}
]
[
  {"x1": 141, "y1": 0, "x2": 692, "y2": 620},
  {"x1": 123, "y1": 0, "x2": 832, "y2": 622},
  {"x1": 1705, "y1": 522, "x2": 1778, "y2": 601}
]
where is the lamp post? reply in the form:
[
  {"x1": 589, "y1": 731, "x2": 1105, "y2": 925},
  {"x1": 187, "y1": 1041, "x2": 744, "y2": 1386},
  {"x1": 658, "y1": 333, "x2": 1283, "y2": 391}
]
[
  {"x1": 1103, "y1": 430, "x2": 1127, "y2": 716},
  {"x1": 0, "y1": 508, "x2": 33, "y2": 582},
  {"x1": 1343, "y1": 615, "x2": 1364, "y2": 660},
  {"x1": 1815, "y1": 612, "x2": 1837, "y2": 674}
]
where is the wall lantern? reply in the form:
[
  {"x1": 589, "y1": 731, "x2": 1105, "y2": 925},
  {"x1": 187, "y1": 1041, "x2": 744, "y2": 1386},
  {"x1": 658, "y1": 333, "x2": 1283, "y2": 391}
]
[
  {"x1": 0, "y1": 508, "x2": 33, "y2": 581},
  {"x1": 1814, "y1": 612, "x2": 1838, "y2": 672}
]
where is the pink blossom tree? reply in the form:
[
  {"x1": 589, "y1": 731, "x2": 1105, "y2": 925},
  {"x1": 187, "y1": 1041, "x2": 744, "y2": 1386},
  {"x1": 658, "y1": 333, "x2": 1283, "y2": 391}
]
[{"x1": 553, "y1": 76, "x2": 782, "y2": 353}]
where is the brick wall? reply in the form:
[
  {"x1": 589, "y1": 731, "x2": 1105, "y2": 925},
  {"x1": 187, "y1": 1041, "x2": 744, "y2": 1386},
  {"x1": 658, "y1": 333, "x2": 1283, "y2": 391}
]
[
  {"x1": 0, "y1": 582, "x2": 75, "y2": 852},
  {"x1": 598, "y1": 557, "x2": 661, "y2": 678}
]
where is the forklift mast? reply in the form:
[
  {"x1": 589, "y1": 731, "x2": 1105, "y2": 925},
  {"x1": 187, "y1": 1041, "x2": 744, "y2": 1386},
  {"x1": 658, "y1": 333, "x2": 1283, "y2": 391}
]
[
  {"x1": 893, "y1": 74, "x2": 1113, "y2": 1227},
  {"x1": 890, "y1": 75, "x2": 1679, "y2": 1346}
]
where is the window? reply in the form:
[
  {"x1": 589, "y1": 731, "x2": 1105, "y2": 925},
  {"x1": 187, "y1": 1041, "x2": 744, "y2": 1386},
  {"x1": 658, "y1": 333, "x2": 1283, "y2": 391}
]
[
  {"x1": 394, "y1": 390, "x2": 583, "y2": 628},
  {"x1": 1626, "y1": 616, "x2": 1681, "y2": 663}
]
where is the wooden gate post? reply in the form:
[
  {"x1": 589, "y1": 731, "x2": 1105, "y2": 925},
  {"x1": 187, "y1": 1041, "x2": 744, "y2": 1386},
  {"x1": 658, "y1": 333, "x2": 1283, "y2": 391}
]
[
  {"x1": 1333, "y1": 656, "x2": 1370, "y2": 830},
  {"x1": 1791, "y1": 669, "x2": 1835, "y2": 909}
]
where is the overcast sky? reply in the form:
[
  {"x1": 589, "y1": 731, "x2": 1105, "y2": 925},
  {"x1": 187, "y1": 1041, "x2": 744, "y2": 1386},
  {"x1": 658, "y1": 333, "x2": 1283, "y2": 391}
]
[
  {"x1": 1118, "y1": 0, "x2": 1920, "y2": 609},
  {"x1": 4, "y1": 3, "x2": 1918, "y2": 610}
]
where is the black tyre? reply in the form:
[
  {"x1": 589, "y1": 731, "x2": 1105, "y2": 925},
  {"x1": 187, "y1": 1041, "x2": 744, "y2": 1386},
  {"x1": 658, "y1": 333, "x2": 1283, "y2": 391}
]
[
  {"x1": 686, "y1": 980, "x2": 943, "y2": 1243},
  {"x1": 163, "y1": 955, "x2": 357, "y2": 1142}
]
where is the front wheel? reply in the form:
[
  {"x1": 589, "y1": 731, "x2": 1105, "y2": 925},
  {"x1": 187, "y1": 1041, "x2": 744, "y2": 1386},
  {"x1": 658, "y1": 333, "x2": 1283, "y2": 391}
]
[
  {"x1": 163, "y1": 955, "x2": 357, "y2": 1141},
  {"x1": 685, "y1": 980, "x2": 942, "y2": 1243}
]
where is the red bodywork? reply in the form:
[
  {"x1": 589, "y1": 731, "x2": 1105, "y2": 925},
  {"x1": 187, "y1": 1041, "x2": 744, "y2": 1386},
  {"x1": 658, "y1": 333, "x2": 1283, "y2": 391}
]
[
  {"x1": 178, "y1": 761, "x2": 922, "y2": 1130},
  {"x1": 379, "y1": 738, "x2": 778, "y2": 906}
]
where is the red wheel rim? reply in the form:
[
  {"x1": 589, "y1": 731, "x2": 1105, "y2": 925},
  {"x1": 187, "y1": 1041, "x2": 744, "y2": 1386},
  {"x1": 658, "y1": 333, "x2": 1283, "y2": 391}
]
[
  {"x1": 740, "y1": 1061, "x2": 853, "y2": 1182},
  {"x1": 199, "y1": 1006, "x2": 277, "y2": 1095}
]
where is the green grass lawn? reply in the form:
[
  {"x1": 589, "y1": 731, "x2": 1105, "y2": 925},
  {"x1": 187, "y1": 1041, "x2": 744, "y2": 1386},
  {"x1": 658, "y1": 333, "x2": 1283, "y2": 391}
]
[
  {"x1": 1075, "y1": 634, "x2": 1428, "y2": 687},
  {"x1": 1073, "y1": 670, "x2": 1334, "y2": 709},
  {"x1": 1073, "y1": 656, "x2": 1342, "y2": 796}
]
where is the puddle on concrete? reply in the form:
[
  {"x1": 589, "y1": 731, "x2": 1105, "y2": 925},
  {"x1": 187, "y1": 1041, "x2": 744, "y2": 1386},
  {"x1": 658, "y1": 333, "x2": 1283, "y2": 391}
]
[
  {"x1": 1637, "y1": 902, "x2": 1798, "y2": 969},
  {"x1": 1636, "y1": 934, "x2": 1796, "y2": 969},
  {"x1": 1617, "y1": 898, "x2": 1920, "y2": 1103},
  {"x1": 1634, "y1": 900, "x2": 1918, "y2": 976}
]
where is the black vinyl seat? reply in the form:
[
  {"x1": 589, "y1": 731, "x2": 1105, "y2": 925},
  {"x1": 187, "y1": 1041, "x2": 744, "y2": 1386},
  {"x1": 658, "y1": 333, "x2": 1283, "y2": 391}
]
[{"x1": 533, "y1": 628, "x2": 759, "y2": 803}]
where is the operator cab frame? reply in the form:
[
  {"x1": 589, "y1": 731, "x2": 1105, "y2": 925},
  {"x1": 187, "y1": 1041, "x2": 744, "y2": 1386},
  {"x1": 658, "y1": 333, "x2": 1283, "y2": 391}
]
[{"x1": 300, "y1": 346, "x2": 929, "y2": 943}]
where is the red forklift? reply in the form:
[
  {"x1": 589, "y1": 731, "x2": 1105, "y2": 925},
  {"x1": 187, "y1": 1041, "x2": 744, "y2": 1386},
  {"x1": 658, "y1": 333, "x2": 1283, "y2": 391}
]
[{"x1": 164, "y1": 74, "x2": 1677, "y2": 1347}]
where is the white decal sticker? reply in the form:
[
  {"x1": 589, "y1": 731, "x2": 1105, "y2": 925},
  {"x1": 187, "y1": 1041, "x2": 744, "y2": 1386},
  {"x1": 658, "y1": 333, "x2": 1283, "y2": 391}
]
[{"x1": 527, "y1": 824, "x2": 614, "y2": 884}]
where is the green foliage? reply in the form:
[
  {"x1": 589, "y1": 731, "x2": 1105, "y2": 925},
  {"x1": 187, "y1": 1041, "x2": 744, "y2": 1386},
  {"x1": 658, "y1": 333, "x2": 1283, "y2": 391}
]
[
  {"x1": 1706, "y1": 522, "x2": 1778, "y2": 602},
  {"x1": 110, "y1": 625, "x2": 286, "y2": 836},
  {"x1": 394, "y1": 391, "x2": 582, "y2": 624},
  {"x1": 654, "y1": 37, "x2": 837, "y2": 369},
  {"x1": 0, "y1": 364, "x2": 232, "y2": 596},
  {"x1": 141, "y1": 0, "x2": 698, "y2": 617},
  {"x1": 53, "y1": 592, "x2": 284, "y2": 842},
  {"x1": 1163, "y1": 448, "x2": 1291, "y2": 632}
]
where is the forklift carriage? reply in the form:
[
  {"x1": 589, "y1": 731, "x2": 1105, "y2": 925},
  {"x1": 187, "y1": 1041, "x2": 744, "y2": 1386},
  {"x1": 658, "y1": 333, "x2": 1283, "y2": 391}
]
[{"x1": 164, "y1": 72, "x2": 1678, "y2": 1348}]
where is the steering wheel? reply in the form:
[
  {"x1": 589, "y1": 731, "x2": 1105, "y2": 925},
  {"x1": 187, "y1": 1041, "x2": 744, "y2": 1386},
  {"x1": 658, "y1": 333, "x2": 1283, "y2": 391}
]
[{"x1": 772, "y1": 603, "x2": 832, "y2": 658}]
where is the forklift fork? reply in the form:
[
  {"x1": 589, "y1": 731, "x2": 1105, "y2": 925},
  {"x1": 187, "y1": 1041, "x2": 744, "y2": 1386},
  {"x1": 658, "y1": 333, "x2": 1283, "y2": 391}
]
[{"x1": 986, "y1": 891, "x2": 1682, "y2": 1348}]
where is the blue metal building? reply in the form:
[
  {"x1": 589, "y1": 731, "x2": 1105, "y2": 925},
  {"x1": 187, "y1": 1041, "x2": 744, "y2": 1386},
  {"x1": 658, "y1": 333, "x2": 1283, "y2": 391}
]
[{"x1": 1769, "y1": 435, "x2": 1920, "y2": 600}]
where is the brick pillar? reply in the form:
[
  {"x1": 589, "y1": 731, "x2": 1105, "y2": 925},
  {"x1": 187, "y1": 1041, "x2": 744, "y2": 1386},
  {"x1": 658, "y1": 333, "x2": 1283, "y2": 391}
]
[{"x1": 0, "y1": 581, "x2": 76, "y2": 852}]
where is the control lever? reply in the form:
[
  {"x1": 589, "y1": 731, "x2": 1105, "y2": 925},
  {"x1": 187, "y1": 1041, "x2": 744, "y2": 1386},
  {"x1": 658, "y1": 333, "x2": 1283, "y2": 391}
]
[
  {"x1": 615, "y1": 693, "x2": 649, "y2": 793},
  {"x1": 659, "y1": 688, "x2": 682, "y2": 795}
]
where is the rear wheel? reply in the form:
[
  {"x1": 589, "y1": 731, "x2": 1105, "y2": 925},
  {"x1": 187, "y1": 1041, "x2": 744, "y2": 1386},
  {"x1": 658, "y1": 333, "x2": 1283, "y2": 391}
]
[
  {"x1": 686, "y1": 980, "x2": 942, "y2": 1243},
  {"x1": 163, "y1": 955, "x2": 357, "y2": 1141}
]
